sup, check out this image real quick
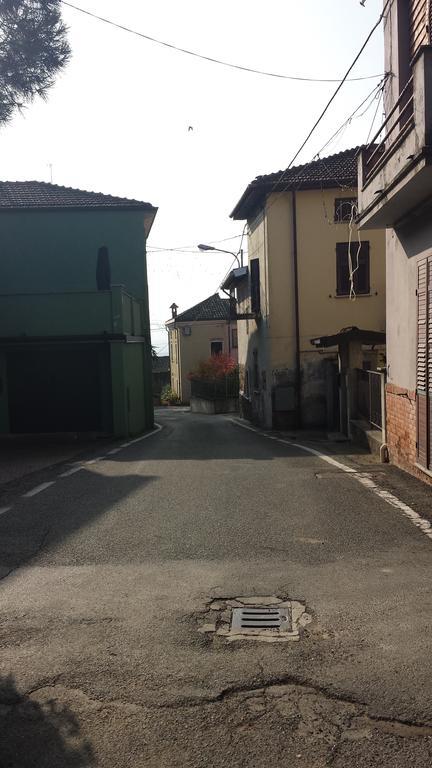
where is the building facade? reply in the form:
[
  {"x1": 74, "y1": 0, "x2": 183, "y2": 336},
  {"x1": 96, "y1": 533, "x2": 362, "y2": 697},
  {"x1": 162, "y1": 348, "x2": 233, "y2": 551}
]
[
  {"x1": 0, "y1": 181, "x2": 157, "y2": 437},
  {"x1": 166, "y1": 294, "x2": 238, "y2": 404},
  {"x1": 230, "y1": 148, "x2": 386, "y2": 430},
  {"x1": 357, "y1": 0, "x2": 432, "y2": 478}
]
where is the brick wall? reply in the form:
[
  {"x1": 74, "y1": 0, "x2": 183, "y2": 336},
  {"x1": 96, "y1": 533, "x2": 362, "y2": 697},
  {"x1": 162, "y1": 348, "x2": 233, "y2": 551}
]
[
  {"x1": 386, "y1": 383, "x2": 418, "y2": 473},
  {"x1": 386, "y1": 384, "x2": 432, "y2": 485}
]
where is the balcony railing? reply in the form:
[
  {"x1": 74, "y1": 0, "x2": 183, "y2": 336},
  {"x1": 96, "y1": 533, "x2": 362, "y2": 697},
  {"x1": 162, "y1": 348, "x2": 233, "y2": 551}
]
[
  {"x1": 362, "y1": 76, "x2": 415, "y2": 184},
  {"x1": 0, "y1": 285, "x2": 146, "y2": 339}
]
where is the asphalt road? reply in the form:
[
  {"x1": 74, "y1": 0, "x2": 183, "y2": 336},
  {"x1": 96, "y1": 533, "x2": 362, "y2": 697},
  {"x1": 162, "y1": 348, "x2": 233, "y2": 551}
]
[{"x1": 1, "y1": 410, "x2": 432, "y2": 767}]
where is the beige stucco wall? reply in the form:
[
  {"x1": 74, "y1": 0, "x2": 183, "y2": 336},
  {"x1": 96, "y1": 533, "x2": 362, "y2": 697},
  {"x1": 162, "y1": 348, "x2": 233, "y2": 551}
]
[
  {"x1": 237, "y1": 185, "x2": 386, "y2": 428},
  {"x1": 168, "y1": 319, "x2": 236, "y2": 403},
  {"x1": 296, "y1": 188, "x2": 386, "y2": 349}
]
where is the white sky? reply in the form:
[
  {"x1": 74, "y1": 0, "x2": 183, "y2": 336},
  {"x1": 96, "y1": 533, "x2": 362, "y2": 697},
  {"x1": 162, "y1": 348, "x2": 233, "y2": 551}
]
[{"x1": 0, "y1": 0, "x2": 385, "y2": 355}]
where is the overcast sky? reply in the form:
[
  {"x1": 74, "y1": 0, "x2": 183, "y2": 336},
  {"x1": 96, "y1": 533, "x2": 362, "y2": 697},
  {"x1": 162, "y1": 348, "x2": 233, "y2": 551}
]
[{"x1": 0, "y1": 0, "x2": 385, "y2": 354}]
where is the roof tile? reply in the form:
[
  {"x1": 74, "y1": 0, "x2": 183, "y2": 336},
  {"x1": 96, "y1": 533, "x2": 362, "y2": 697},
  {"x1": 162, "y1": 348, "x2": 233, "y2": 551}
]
[
  {"x1": 0, "y1": 181, "x2": 155, "y2": 211},
  {"x1": 231, "y1": 146, "x2": 361, "y2": 219},
  {"x1": 173, "y1": 294, "x2": 231, "y2": 323}
]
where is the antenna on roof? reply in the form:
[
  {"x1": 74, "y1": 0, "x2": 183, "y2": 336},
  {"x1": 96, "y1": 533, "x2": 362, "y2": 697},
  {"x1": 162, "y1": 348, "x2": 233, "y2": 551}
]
[{"x1": 47, "y1": 163, "x2": 53, "y2": 183}]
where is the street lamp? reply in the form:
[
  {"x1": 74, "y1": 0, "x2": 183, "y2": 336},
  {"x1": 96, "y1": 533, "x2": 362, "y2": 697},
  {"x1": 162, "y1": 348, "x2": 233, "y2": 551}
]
[{"x1": 197, "y1": 243, "x2": 242, "y2": 268}]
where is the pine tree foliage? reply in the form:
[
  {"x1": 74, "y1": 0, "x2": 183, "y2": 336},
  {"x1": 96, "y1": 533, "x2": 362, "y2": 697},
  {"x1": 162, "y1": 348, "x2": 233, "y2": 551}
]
[{"x1": 0, "y1": 0, "x2": 71, "y2": 125}]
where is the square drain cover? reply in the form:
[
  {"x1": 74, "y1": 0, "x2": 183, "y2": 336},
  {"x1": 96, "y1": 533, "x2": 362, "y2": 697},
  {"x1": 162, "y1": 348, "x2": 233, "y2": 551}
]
[{"x1": 231, "y1": 607, "x2": 291, "y2": 635}]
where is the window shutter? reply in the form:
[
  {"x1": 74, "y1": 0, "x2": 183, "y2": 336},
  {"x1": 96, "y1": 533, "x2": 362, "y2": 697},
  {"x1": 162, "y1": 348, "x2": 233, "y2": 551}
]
[
  {"x1": 417, "y1": 258, "x2": 428, "y2": 467},
  {"x1": 409, "y1": 0, "x2": 430, "y2": 60},
  {"x1": 250, "y1": 259, "x2": 261, "y2": 314},
  {"x1": 354, "y1": 241, "x2": 370, "y2": 295},
  {"x1": 336, "y1": 244, "x2": 349, "y2": 295}
]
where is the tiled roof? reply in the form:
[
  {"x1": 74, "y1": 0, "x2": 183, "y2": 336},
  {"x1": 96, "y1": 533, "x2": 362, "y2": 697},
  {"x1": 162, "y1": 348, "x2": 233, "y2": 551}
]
[
  {"x1": 231, "y1": 147, "x2": 361, "y2": 219},
  {"x1": 0, "y1": 181, "x2": 156, "y2": 211},
  {"x1": 173, "y1": 294, "x2": 231, "y2": 323},
  {"x1": 152, "y1": 355, "x2": 170, "y2": 373}
]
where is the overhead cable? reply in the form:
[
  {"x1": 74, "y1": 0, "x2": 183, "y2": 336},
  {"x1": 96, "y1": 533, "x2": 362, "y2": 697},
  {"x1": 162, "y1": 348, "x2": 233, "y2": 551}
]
[
  {"x1": 61, "y1": 1, "x2": 383, "y2": 84},
  {"x1": 264, "y1": 0, "x2": 392, "y2": 203}
]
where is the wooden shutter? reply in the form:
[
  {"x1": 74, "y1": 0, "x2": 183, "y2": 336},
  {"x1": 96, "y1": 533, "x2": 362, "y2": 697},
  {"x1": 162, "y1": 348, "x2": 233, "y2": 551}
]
[
  {"x1": 336, "y1": 244, "x2": 349, "y2": 295},
  {"x1": 354, "y1": 242, "x2": 370, "y2": 295},
  {"x1": 336, "y1": 242, "x2": 369, "y2": 295},
  {"x1": 417, "y1": 258, "x2": 428, "y2": 466},
  {"x1": 409, "y1": 0, "x2": 430, "y2": 60},
  {"x1": 250, "y1": 259, "x2": 261, "y2": 314}
]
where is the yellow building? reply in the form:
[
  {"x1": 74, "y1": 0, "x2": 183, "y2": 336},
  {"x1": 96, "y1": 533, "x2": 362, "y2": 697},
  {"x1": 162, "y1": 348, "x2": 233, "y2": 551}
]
[
  {"x1": 230, "y1": 147, "x2": 386, "y2": 430},
  {"x1": 166, "y1": 294, "x2": 238, "y2": 404}
]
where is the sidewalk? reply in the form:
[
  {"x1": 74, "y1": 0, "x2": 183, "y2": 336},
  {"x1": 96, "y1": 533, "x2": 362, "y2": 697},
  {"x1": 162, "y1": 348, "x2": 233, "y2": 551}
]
[{"x1": 230, "y1": 416, "x2": 432, "y2": 526}]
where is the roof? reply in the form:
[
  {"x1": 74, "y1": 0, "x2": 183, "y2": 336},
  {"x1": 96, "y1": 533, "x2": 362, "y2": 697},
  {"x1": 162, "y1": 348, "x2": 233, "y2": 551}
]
[
  {"x1": 0, "y1": 181, "x2": 156, "y2": 212},
  {"x1": 152, "y1": 355, "x2": 170, "y2": 373},
  {"x1": 169, "y1": 294, "x2": 231, "y2": 323},
  {"x1": 220, "y1": 265, "x2": 248, "y2": 291},
  {"x1": 231, "y1": 147, "x2": 361, "y2": 220},
  {"x1": 311, "y1": 327, "x2": 386, "y2": 349}
]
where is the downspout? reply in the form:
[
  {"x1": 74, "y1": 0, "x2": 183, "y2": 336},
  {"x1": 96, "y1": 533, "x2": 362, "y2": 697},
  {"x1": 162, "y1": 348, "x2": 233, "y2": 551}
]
[{"x1": 292, "y1": 191, "x2": 302, "y2": 427}]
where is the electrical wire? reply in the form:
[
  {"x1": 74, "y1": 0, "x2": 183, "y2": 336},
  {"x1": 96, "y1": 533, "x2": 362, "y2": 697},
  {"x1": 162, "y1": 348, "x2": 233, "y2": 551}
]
[
  {"x1": 147, "y1": 234, "x2": 243, "y2": 253},
  {"x1": 61, "y1": 1, "x2": 384, "y2": 84},
  {"x1": 264, "y1": 0, "x2": 392, "y2": 206}
]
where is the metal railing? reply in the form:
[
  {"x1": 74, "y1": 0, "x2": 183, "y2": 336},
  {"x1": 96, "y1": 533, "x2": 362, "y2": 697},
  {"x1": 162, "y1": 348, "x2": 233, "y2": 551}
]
[
  {"x1": 356, "y1": 369, "x2": 384, "y2": 430},
  {"x1": 363, "y1": 76, "x2": 414, "y2": 183},
  {"x1": 190, "y1": 375, "x2": 239, "y2": 401}
]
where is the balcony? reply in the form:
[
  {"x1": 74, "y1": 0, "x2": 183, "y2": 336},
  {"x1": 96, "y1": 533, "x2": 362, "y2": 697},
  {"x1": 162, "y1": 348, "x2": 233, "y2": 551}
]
[
  {"x1": 358, "y1": 46, "x2": 432, "y2": 229},
  {"x1": 0, "y1": 285, "x2": 146, "y2": 341}
]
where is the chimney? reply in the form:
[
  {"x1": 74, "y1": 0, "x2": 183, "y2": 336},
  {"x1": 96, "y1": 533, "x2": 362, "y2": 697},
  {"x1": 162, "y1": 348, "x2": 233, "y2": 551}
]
[{"x1": 170, "y1": 302, "x2": 178, "y2": 319}]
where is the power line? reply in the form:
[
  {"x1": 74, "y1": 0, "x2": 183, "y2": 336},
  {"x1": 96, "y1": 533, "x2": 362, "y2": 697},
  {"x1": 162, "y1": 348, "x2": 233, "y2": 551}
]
[
  {"x1": 61, "y1": 1, "x2": 384, "y2": 84},
  {"x1": 263, "y1": 0, "x2": 392, "y2": 206},
  {"x1": 147, "y1": 234, "x2": 243, "y2": 253}
]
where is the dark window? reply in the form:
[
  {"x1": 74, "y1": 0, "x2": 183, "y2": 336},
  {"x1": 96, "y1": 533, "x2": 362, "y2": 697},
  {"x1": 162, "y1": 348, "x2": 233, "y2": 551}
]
[
  {"x1": 336, "y1": 242, "x2": 370, "y2": 296},
  {"x1": 231, "y1": 328, "x2": 238, "y2": 349},
  {"x1": 211, "y1": 341, "x2": 223, "y2": 356},
  {"x1": 334, "y1": 198, "x2": 357, "y2": 223},
  {"x1": 250, "y1": 259, "x2": 261, "y2": 314},
  {"x1": 96, "y1": 246, "x2": 111, "y2": 291}
]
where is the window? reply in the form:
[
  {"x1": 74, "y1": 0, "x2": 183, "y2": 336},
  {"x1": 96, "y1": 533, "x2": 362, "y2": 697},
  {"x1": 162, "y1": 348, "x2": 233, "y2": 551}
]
[
  {"x1": 211, "y1": 341, "x2": 223, "y2": 356},
  {"x1": 250, "y1": 259, "x2": 261, "y2": 314},
  {"x1": 336, "y1": 242, "x2": 370, "y2": 296},
  {"x1": 231, "y1": 328, "x2": 238, "y2": 349},
  {"x1": 334, "y1": 197, "x2": 357, "y2": 223}
]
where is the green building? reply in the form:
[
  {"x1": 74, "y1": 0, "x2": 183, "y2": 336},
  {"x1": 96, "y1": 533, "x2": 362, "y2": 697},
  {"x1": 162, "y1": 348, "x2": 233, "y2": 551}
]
[{"x1": 0, "y1": 181, "x2": 157, "y2": 437}]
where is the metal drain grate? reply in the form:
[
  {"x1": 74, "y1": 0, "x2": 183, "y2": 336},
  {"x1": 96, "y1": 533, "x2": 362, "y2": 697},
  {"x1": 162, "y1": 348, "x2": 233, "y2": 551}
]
[{"x1": 231, "y1": 607, "x2": 292, "y2": 634}]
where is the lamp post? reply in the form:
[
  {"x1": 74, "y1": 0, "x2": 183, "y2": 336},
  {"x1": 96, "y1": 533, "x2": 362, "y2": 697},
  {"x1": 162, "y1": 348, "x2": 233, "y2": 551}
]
[{"x1": 197, "y1": 243, "x2": 243, "y2": 268}]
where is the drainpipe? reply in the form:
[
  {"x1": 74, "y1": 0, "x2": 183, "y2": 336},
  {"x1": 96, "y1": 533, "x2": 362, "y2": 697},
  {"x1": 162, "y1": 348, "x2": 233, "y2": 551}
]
[{"x1": 292, "y1": 191, "x2": 302, "y2": 427}]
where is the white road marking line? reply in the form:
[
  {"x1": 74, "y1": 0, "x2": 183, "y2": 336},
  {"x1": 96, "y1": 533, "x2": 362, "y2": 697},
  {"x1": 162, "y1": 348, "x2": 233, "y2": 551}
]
[
  {"x1": 23, "y1": 481, "x2": 56, "y2": 498},
  {"x1": 231, "y1": 418, "x2": 432, "y2": 543},
  {"x1": 107, "y1": 448, "x2": 121, "y2": 455},
  {"x1": 85, "y1": 457, "x2": 105, "y2": 465},
  {"x1": 58, "y1": 466, "x2": 84, "y2": 478},
  {"x1": 0, "y1": 506, "x2": 12, "y2": 516},
  {"x1": 118, "y1": 423, "x2": 163, "y2": 449},
  {"x1": 230, "y1": 419, "x2": 356, "y2": 473}
]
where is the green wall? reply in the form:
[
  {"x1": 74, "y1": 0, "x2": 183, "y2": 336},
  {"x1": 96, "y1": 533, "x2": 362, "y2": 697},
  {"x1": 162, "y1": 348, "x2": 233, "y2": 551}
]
[
  {"x1": 110, "y1": 342, "x2": 154, "y2": 437},
  {"x1": 0, "y1": 209, "x2": 149, "y2": 299}
]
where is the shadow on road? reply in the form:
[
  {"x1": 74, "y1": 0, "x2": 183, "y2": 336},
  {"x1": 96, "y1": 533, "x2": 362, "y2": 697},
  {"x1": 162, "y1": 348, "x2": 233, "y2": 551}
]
[
  {"x1": 0, "y1": 674, "x2": 94, "y2": 767},
  {"x1": 0, "y1": 471, "x2": 158, "y2": 574}
]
